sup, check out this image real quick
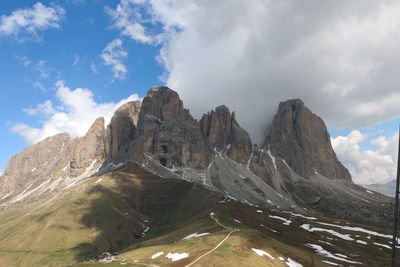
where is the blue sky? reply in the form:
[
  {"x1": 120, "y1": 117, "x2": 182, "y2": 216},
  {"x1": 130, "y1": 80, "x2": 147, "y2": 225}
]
[
  {"x1": 0, "y1": 1, "x2": 399, "y2": 185},
  {"x1": 0, "y1": 0, "x2": 163, "y2": 171}
]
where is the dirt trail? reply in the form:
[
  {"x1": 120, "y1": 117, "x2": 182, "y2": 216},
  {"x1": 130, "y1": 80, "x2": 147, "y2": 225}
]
[{"x1": 185, "y1": 213, "x2": 239, "y2": 267}]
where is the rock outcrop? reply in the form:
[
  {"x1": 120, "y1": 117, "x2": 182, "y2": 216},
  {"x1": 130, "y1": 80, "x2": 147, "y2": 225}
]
[
  {"x1": 131, "y1": 86, "x2": 211, "y2": 169},
  {"x1": 105, "y1": 101, "x2": 141, "y2": 164},
  {"x1": 0, "y1": 118, "x2": 106, "y2": 195},
  {"x1": 200, "y1": 105, "x2": 252, "y2": 162},
  {"x1": 263, "y1": 99, "x2": 351, "y2": 181}
]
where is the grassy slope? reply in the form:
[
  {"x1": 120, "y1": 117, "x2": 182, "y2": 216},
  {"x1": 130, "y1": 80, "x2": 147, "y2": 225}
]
[{"x1": 0, "y1": 163, "x2": 397, "y2": 266}]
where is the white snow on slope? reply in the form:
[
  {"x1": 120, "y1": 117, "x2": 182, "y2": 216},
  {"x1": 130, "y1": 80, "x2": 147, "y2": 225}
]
[
  {"x1": 151, "y1": 252, "x2": 164, "y2": 259},
  {"x1": 166, "y1": 252, "x2": 189, "y2": 261},
  {"x1": 356, "y1": 240, "x2": 367, "y2": 245},
  {"x1": 251, "y1": 248, "x2": 274, "y2": 259},
  {"x1": 267, "y1": 149, "x2": 277, "y2": 170},
  {"x1": 269, "y1": 215, "x2": 292, "y2": 226},
  {"x1": 286, "y1": 257, "x2": 303, "y2": 267},
  {"x1": 306, "y1": 243, "x2": 362, "y2": 264},
  {"x1": 301, "y1": 224, "x2": 353, "y2": 241},
  {"x1": 373, "y1": 242, "x2": 391, "y2": 249},
  {"x1": 283, "y1": 211, "x2": 317, "y2": 220},
  {"x1": 322, "y1": 260, "x2": 340, "y2": 266},
  {"x1": 181, "y1": 232, "x2": 210, "y2": 241},
  {"x1": 316, "y1": 222, "x2": 399, "y2": 242}
]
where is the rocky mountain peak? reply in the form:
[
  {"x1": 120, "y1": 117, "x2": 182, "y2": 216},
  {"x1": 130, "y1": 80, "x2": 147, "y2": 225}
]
[
  {"x1": 131, "y1": 86, "x2": 211, "y2": 169},
  {"x1": 139, "y1": 86, "x2": 184, "y2": 122},
  {"x1": 200, "y1": 105, "x2": 252, "y2": 162},
  {"x1": 263, "y1": 99, "x2": 351, "y2": 181},
  {"x1": 105, "y1": 101, "x2": 142, "y2": 164}
]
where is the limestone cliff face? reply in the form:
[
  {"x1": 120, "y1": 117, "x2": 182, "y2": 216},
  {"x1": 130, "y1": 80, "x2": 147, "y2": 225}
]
[
  {"x1": 0, "y1": 133, "x2": 71, "y2": 194},
  {"x1": 131, "y1": 86, "x2": 211, "y2": 169},
  {"x1": 0, "y1": 118, "x2": 106, "y2": 194},
  {"x1": 263, "y1": 99, "x2": 351, "y2": 181},
  {"x1": 200, "y1": 105, "x2": 252, "y2": 162},
  {"x1": 69, "y1": 117, "x2": 106, "y2": 176},
  {"x1": 105, "y1": 101, "x2": 141, "y2": 164}
]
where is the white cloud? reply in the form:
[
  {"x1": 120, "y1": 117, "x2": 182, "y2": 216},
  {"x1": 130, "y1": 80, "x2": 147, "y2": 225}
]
[
  {"x1": 73, "y1": 55, "x2": 80, "y2": 67},
  {"x1": 33, "y1": 81, "x2": 46, "y2": 92},
  {"x1": 106, "y1": 0, "x2": 153, "y2": 44},
  {"x1": 34, "y1": 60, "x2": 51, "y2": 78},
  {"x1": 15, "y1": 55, "x2": 31, "y2": 66},
  {"x1": 12, "y1": 80, "x2": 140, "y2": 145},
  {"x1": 23, "y1": 100, "x2": 55, "y2": 116},
  {"x1": 107, "y1": 0, "x2": 400, "y2": 144},
  {"x1": 332, "y1": 131, "x2": 398, "y2": 185},
  {"x1": 101, "y1": 39, "x2": 128, "y2": 80},
  {"x1": 90, "y1": 62, "x2": 98, "y2": 74},
  {"x1": 0, "y1": 2, "x2": 65, "y2": 41}
]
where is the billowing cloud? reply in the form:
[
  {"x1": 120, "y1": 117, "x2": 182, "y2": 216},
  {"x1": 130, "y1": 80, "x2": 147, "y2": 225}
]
[
  {"x1": 332, "y1": 131, "x2": 398, "y2": 185},
  {"x1": 106, "y1": 0, "x2": 153, "y2": 44},
  {"x1": 107, "y1": 0, "x2": 400, "y2": 144},
  {"x1": 12, "y1": 80, "x2": 140, "y2": 144},
  {"x1": 0, "y1": 2, "x2": 65, "y2": 41},
  {"x1": 101, "y1": 39, "x2": 128, "y2": 80}
]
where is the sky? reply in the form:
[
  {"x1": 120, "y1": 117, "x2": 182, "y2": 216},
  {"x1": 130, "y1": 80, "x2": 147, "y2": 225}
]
[{"x1": 0, "y1": 0, "x2": 399, "y2": 186}]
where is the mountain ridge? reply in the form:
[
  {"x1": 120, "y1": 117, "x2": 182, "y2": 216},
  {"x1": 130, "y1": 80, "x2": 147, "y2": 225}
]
[{"x1": 0, "y1": 86, "x2": 394, "y2": 228}]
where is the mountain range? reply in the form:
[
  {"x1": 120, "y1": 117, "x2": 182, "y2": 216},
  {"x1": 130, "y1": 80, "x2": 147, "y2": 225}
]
[{"x1": 0, "y1": 86, "x2": 397, "y2": 266}]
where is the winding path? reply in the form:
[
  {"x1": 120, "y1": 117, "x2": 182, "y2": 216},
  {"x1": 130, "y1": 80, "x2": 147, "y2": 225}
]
[{"x1": 185, "y1": 213, "x2": 239, "y2": 267}]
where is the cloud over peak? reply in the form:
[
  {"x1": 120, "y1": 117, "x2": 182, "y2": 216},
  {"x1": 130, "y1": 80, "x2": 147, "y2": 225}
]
[
  {"x1": 12, "y1": 80, "x2": 140, "y2": 145},
  {"x1": 106, "y1": 0, "x2": 400, "y2": 143}
]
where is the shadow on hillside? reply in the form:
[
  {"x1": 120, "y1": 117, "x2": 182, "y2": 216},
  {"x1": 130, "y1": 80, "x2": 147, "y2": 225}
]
[{"x1": 71, "y1": 163, "x2": 220, "y2": 262}]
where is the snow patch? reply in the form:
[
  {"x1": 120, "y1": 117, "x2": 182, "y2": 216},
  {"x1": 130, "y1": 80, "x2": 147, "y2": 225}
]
[
  {"x1": 151, "y1": 252, "x2": 164, "y2": 259},
  {"x1": 300, "y1": 224, "x2": 353, "y2": 241},
  {"x1": 165, "y1": 252, "x2": 189, "y2": 261},
  {"x1": 286, "y1": 257, "x2": 303, "y2": 267},
  {"x1": 267, "y1": 149, "x2": 277, "y2": 170},
  {"x1": 234, "y1": 219, "x2": 242, "y2": 224},
  {"x1": 283, "y1": 211, "x2": 317, "y2": 220},
  {"x1": 95, "y1": 178, "x2": 103, "y2": 184},
  {"x1": 282, "y1": 159, "x2": 292, "y2": 171},
  {"x1": 181, "y1": 232, "x2": 210, "y2": 241},
  {"x1": 251, "y1": 248, "x2": 274, "y2": 259},
  {"x1": 306, "y1": 244, "x2": 362, "y2": 264},
  {"x1": 316, "y1": 222, "x2": 399, "y2": 242},
  {"x1": 260, "y1": 224, "x2": 278, "y2": 233},
  {"x1": 373, "y1": 242, "x2": 391, "y2": 249},
  {"x1": 356, "y1": 240, "x2": 367, "y2": 245},
  {"x1": 269, "y1": 215, "x2": 292, "y2": 226},
  {"x1": 256, "y1": 210, "x2": 263, "y2": 213},
  {"x1": 322, "y1": 260, "x2": 340, "y2": 266}
]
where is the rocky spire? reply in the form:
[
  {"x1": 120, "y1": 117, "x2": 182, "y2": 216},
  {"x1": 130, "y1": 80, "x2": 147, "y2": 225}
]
[
  {"x1": 200, "y1": 105, "x2": 252, "y2": 162},
  {"x1": 131, "y1": 86, "x2": 211, "y2": 169},
  {"x1": 263, "y1": 99, "x2": 351, "y2": 181},
  {"x1": 105, "y1": 101, "x2": 142, "y2": 164}
]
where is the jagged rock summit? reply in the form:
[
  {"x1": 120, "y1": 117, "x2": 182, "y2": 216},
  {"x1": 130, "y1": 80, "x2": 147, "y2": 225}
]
[
  {"x1": 200, "y1": 105, "x2": 252, "y2": 162},
  {"x1": 131, "y1": 86, "x2": 212, "y2": 169},
  {"x1": 0, "y1": 118, "x2": 106, "y2": 197},
  {"x1": 105, "y1": 100, "x2": 142, "y2": 164},
  {"x1": 264, "y1": 99, "x2": 351, "y2": 181}
]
